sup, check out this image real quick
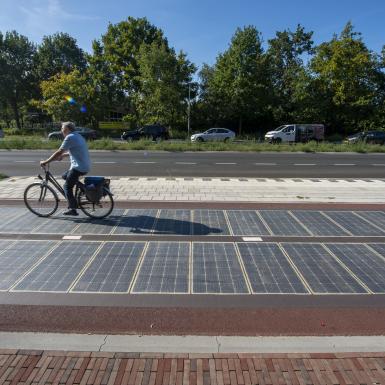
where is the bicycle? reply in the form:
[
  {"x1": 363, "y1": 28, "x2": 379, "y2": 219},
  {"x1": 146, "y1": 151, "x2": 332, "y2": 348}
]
[{"x1": 24, "y1": 164, "x2": 114, "y2": 219}]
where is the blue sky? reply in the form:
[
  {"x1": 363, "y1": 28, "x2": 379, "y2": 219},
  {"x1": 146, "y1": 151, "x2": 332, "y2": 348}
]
[{"x1": 1, "y1": 0, "x2": 384, "y2": 69}]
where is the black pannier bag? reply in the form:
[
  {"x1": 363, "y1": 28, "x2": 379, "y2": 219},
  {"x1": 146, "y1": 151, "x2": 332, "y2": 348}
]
[{"x1": 84, "y1": 176, "x2": 106, "y2": 202}]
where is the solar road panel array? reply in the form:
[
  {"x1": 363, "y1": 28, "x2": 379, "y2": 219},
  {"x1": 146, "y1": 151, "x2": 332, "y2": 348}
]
[
  {"x1": 1, "y1": 207, "x2": 385, "y2": 294},
  {"x1": 1, "y1": 208, "x2": 385, "y2": 237},
  {"x1": 0, "y1": 239, "x2": 384, "y2": 294}
]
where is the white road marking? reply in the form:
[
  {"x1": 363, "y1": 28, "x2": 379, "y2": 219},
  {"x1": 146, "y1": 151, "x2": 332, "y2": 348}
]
[
  {"x1": 254, "y1": 163, "x2": 276, "y2": 166},
  {"x1": 175, "y1": 162, "x2": 197, "y2": 165},
  {"x1": 14, "y1": 160, "x2": 34, "y2": 163},
  {"x1": 94, "y1": 161, "x2": 116, "y2": 164},
  {"x1": 294, "y1": 164, "x2": 316, "y2": 166},
  {"x1": 242, "y1": 237, "x2": 263, "y2": 242},
  {"x1": 62, "y1": 235, "x2": 82, "y2": 240},
  {"x1": 134, "y1": 161, "x2": 156, "y2": 164},
  {"x1": 334, "y1": 164, "x2": 355, "y2": 166},
  {"x1": 372, "y1": 164, "x2": 385, "y2": 166},
  {"x1": 215, "y1": 162, "x2": 237, "y2": 165}
]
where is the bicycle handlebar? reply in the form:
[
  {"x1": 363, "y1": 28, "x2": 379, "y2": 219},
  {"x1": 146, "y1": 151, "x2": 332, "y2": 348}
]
[{"x1": 40, "y1": 163, "x2": 50, "y2": 171}]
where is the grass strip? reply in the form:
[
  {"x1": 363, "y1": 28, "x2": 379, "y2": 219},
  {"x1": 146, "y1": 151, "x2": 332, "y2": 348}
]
[{"x1": 0, "y1": 136, "x2": 384, "y2": 153}]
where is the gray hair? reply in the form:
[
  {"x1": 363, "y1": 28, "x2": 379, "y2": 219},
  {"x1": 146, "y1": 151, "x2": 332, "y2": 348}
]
[{"x1": 62, "y1": 121, "x2": 76, "y2": 131}]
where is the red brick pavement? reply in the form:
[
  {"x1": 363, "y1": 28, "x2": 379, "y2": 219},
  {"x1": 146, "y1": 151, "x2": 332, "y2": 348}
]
[{"x1": 0, "y1": 349, "x2": 384, "y2": 385}]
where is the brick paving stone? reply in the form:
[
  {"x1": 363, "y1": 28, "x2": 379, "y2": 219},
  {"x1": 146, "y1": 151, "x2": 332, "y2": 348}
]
[
  {"x1": 155, "y1": 358, "x2": 165, "y2": 385},
  {"x1": 141, "y1": 359, "x2": 152, "y2": 385},
  {"x1": 1, "y1": 351, "x2": 385, "y2": 384},
  {"x1": 197, "y1": 359, "x2": 203, "y2": 385},
  {"x1": 19, "y1": 355, "x2": 40, "y2": 382},
  {"x1": 183, "y1": 359, "x2": 190, "y2": 385},
  {"x1": 216, "y1": 371, "x2": 224, "y2": 385},
  {"x1": 169, "y1": 358, "x2": 177, "y2": 385},
  {"x1": 208, "y1": 359, "x2": 217, "y2": 385},
  {"x1": 74, "y1": 357, "x2": 90, "y2": 383},
  {"x1": 221, "y1": 359, "x2": 230, "y2": 385}
]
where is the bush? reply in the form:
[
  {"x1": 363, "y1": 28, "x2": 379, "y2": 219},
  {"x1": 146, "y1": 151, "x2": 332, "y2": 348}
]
[{"x1": 326, "y1": 133, "x2": 344, "y2": 143}]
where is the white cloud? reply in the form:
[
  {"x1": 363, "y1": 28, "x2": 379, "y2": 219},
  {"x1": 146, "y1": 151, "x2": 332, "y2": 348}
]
[{"x1": 15, "y1": 0, "x2": 99, "y2": 38}]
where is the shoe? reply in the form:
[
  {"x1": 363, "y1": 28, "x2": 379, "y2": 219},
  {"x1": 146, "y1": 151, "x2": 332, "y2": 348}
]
[{"x1": 63, "y1": 209, "x2": 79, "y2": 216}]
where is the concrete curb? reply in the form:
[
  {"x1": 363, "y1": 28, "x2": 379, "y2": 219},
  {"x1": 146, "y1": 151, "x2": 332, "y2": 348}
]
[{"x1": 1, "y1": 332, "x2": 385, "y2": 353}]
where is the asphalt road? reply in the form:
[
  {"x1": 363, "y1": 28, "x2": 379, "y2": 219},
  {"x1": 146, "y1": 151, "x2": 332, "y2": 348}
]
[{"x1": 1, "y1": 150, "x2": 385, "y2": 178}]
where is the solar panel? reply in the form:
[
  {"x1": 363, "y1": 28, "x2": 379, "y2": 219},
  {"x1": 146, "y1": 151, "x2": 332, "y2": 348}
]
[
  {"x1": 368, "y1": 243, "x2": 385, "y2": 258},
  {"x1": 192, "y1": 210, "x2": 230, "y2": 235},
  {"x1": 73, "y1": 218, "x2": 117, "y2": 235},
  {"x1": 0, "y1": 212, "x2": 49, "y2": 233},
  {"x1": 322, "y1": 211, "x2": 385, "y2": 236},
  {"x1": 73, "y1": 242, "x2": 145, "y2": 292},
  {"x1": 290, "y1": 211, "x2": 350, "y2": 236},
  {"x1": 0, "y1": 241, "x2": 57, "y2": 291},
  {"x1": 74, "y1": 210, "x2": 125, "y2": 235},
  {"x1": 325, "y1": 243, "x2": 385, "y2": 293},
  {"x1": 0, "y1": 240, "x2": 16, "y2": 252},
  {"x1": 132, "y1": 242, "x2": 189, "y2": 293},
  {"x1": 226, "y1": 210, "x2": 270, "y2": 236},
  {"x1": 113, "y1": 209, "x2": 158, "y2": 235},
  {"x1": 259, "y1": 211, "x2": 311, "y2": 236},
  {"x1": 281, "y1": 243, "x2": 367, "y2": 293},
  {"x1": 353, "y1": 211, "x2": 385, "y2": 231},
  {"x1": 32, "y1": 216, "x2": 81, "y2": 234},
  {"x1": 155, "y1": 210, "x2": 191, "y2": 235},
  {"x1": 14, "y1": 241, "x2": 100, "y2": 292},
  {"x1": 193, "y1": 243, "x2": 248, "y2": 294},
  {"x1": 237, "y1": 243, "x2": 308, "y2": 293},
  {"x1": 0, "y1": 208, "x2": 26, "y2": 230}
]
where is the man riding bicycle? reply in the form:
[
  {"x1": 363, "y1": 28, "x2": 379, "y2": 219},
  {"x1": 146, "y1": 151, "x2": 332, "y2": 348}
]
[{"x1": 40, "y1": 121, "x2": 91, "y2": 216}]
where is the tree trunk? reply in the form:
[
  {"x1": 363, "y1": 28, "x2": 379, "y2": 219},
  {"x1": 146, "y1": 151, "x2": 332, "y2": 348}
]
[
  {"x1": 238, "y1": 116, "x2": 242, "y2": 136},
  {"x1": 11, "y1": 99, "x2": 21, "y2": 130}
]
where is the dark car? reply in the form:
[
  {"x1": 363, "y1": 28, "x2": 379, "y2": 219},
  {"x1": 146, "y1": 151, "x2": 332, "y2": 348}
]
[
  {"x1": 345, "y1": 130, "x2": 385, "y2": 145},
  {"x1": 121, "y1": 124, "x2": 169, "y2": 142},
  {"x1": 48, "y1": 127, "x2": 99, "y2": 141}
]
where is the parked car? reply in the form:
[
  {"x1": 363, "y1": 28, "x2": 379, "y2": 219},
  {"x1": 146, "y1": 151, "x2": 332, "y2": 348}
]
[
  {"x1": 265, "y1": 124, "x2": 325, "y2": 143},
  {"x1": 48, "y1": 127, "x2": 98, "y2": 140},
  {"x1": 345, "y1": 131, "x2": 385, "y2": 145},
  {"x1": 191, "y1": 128, "x2": 235, "y2": 142},
  {"x1": 121, "y1": 124, "x2": 169, "y2": 142}
]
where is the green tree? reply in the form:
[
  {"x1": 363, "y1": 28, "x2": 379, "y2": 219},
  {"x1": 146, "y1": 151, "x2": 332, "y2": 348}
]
[
  {"x1": 204, "y1": 26, "x2": 270, "y2": 135},
  {"x1": 266, "y1": 24, "x2": 314, "y2": 124},
  {"x1": 134, "y1": 42, "x2": 196, "y2": 128},
  {"x1": 35, "y1": 32, "x2": 86, "y2": 81},
  {"x1": 37, "y1": 69, "x2": 100, "y2": 126},
  {"x1": 310, "y1": 22, "x2": 385, "y2": 133},
  {"x1": 87, "y1": 40, "x2": 123, "y2": 121},
  {"x1": 0, "y1": 99, "x2": 13, "y2": 127},
  {"x1": 0, "y1": 31, "x2": 37, "y2": 129},
  {"x1": 95, "y1": 17, "x2": 168, "y2": 96}
]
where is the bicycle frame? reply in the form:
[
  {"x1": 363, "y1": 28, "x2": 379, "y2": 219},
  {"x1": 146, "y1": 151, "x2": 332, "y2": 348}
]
[{"x1": 38, "y1": 166, "x2": 83, "y2": 199}]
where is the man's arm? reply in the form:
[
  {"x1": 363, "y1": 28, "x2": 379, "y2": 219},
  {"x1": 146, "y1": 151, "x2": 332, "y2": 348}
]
[{"x1": 40, "y1": 148, "x2": 66, "y2": 166}]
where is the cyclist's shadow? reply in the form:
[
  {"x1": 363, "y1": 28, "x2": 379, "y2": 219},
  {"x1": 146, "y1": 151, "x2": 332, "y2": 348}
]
[
  {"x1": 61, "y1": 214, "x2": 223, "y2": 235},
  {"x1": 116, "y1": 215, "x2": 222, "y2": 235}
]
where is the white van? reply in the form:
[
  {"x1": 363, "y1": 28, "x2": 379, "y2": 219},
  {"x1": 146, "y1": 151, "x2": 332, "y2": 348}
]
[{"x1": 265, "y1": 124, "x2": 324, "y2": 143}]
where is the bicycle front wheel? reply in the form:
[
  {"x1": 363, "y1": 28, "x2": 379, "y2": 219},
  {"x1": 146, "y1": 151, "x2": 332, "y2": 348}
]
[
  {"x1": 24, "y1": 182, "x2": 59, "y2": 217},
  {"x1": 77, "y1": 188, "x2": 114, "y2": 219}
]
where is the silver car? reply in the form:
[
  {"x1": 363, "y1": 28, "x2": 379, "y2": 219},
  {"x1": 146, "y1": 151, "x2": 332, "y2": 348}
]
[{"x1": 191, "y1": 128, "x2": 235, "y2": 142}]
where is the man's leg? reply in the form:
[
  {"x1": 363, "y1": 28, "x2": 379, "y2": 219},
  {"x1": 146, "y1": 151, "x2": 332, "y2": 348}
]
[{"x1": 62, "y1": 169, "x2": 82, "y2": 211}]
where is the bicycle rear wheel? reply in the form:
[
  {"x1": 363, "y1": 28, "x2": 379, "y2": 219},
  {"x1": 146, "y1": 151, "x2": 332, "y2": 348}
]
[
  {"x1": 24, "y1": 182, "x2": 59, "y2": 217},
  {"x1": 77, "y1": 188, "x2": 114, "y2": 219}
]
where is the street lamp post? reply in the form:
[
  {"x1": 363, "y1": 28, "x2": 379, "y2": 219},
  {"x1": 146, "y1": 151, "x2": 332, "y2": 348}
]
[{"x1": 187, "y1": 83, "x2": 191, "y2": 139}]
